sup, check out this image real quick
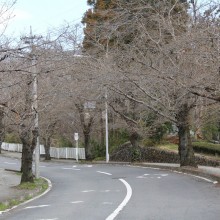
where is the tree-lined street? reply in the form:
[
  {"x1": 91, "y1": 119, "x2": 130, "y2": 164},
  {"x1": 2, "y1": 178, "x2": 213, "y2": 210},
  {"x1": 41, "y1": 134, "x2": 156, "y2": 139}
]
[
  {"x1": 1, "y1": 1, "x2": 220, "y2": 218},
  {"x1": 0, "y1": 156, "x2": 220, "y2": 220}
]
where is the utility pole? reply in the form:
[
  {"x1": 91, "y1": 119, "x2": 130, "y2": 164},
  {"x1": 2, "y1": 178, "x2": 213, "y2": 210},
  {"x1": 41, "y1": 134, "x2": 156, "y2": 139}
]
[
  {"x1": 105, "y1": 87, "x2": 109, "y2": 163},
  {"x1": 21, "y1": 27, "x2": 42, "y2": 178}
]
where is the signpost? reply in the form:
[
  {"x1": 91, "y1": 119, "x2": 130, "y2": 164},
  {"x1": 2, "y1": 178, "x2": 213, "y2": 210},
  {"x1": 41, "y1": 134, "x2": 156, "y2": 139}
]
[{"x1": 74, "y1": 133, "x2": 79, "y2": 162}]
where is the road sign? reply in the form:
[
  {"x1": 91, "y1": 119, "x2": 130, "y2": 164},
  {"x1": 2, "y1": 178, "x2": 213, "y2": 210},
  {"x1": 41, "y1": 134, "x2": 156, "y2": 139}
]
[{"x1": 74, "y1": 133, "x2": 79, "y2": 141}]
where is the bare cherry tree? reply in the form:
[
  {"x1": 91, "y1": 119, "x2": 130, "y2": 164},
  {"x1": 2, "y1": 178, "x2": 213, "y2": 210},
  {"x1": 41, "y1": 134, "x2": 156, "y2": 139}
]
[{"x1": 82, "y1": 0, "x2": 220, "y2": 167}]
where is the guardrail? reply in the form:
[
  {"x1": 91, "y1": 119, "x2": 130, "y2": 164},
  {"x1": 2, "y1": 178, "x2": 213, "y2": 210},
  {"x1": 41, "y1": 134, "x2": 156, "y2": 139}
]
[{"x1": 1, "y1": 142, "x2": 85, "y2": 160}]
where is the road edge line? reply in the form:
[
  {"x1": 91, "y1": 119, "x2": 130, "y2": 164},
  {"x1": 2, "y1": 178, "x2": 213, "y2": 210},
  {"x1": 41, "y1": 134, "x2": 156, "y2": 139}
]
[
  {"x1": 128, "y1": 164, "x2": 218, "y2": 184},
  {"x1": 106, "y1": 178, "x2": 132, "y2": 220}
]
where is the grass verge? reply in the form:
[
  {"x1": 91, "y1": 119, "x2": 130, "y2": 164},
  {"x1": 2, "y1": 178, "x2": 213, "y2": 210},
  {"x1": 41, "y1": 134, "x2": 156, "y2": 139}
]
[{"x1": 0, "y1": 177, "x2": 48, "y2": 212}]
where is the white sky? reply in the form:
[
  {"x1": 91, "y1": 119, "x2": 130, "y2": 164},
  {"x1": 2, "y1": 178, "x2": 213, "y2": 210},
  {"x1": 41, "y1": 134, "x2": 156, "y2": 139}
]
[
  {"x1": 3, "y1": 0, "x2": 89, "y2": 37},
  {"x1": 1, "y1": 0, "x2": 211, "y2": 38}
]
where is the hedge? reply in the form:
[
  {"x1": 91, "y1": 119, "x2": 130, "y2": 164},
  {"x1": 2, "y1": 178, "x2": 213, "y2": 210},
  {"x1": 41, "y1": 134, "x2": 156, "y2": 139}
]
[
  {"x1": 110, "y1": 143, "x2": 220, "y2": 166},
  {"x1": 192, "y1": 141, "x2": 220, "y2": 156}
]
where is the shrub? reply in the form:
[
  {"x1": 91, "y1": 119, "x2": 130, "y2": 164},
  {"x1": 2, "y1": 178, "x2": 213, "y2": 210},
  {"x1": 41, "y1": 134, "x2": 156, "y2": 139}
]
[
  {"x1": 109, "y1": 129, "x2": 130, "y2": 153},
  {"x1": 192, "y1": 141, "x2": 220, "y2": 155},
  {"x1": 90, "y1": 140, "x2": 105, "y2": 158},
  {"x1": 53, "y1": 136, "x2": 73, "y2": 148}
]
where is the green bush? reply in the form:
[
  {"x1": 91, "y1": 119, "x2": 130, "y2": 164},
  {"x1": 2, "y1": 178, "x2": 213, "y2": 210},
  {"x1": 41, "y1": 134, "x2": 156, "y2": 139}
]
[
  {"x1": 53, "y1": 136, "x2": 73, "y2": 148},
  {"x1": 90, "y1": 140, "x2": 105, "y2": 158},
  {"x1": 192, "y1": 141, "x2": 220, "y2": 155},
  {"x1": 148, "y1": 122, "x2": 173, "y2": 143},
  {"x1": 131, "y1": 147, "x2": 141, "y2": 162},
  {"x1": 141, "y1": 138, "x2": 156, "y2": 147},
  {"x1": 109, "y1": 129, "x2": 130, "y2": 153},
  {"x1": 202, "y1": 123, "x2": 220, "y2": 141}
]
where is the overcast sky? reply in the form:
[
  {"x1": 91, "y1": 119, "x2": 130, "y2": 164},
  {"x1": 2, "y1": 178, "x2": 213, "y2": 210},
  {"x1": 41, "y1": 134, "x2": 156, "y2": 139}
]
[
  {"x1": 2, "y1": 0, "x2": 210, "y2": 38},
  {"x1": 4, "y1": 0, "x2": 89, "y2": 37}
]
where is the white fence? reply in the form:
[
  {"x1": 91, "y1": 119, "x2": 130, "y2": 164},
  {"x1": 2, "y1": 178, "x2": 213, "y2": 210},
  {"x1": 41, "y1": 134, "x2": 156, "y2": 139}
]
[{"x1": 1, "y1": 142, "x2": 85, "y2": 160}]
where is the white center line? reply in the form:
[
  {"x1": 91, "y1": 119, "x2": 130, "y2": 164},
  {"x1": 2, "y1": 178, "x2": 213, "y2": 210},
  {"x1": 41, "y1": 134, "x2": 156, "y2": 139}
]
[
  {"x1": 24, "y1": 205, "x2": 50, "y2": 209},
  {"x1": 71, "y1": 201, "x2": 84, "y2": 204},
  {"x1": 86, "y1": 165, "x2": 93, "y2": 168},
  {"x1": 97, "y1": 171, "x2": 112, "y2": 176},
  {"x1": 103, "y1": 202, "x2": 113, "y2": 205},
  {"x1": 62, "y1": 168, "x2": 80, "y2": 171},
  {"x1": 81, "y1": 190, "x2": 95, "y2": 193},
  {"x1": 106, "y1": 179, "x2": 132, "y2": 220},
  {"x1": 37, "y1": 219, "x2": 58, "y2": 220}
]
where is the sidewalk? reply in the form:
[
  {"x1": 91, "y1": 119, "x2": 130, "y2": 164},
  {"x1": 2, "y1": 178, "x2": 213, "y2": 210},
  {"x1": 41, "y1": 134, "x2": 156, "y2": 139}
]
[{"x1": 0, "y1": 151, "x2": 220, "y2": 205}]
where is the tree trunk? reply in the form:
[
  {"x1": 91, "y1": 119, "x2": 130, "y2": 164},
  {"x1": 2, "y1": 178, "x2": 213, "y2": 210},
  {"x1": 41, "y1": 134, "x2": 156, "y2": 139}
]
[
  {"x1": 84, "y1": 132, "x2": 92, "y2": 159},
  {"x1": 43, "y1": 137, "x2": 51, "y2": 160},
  {"x1": 21, "y1": 141, "x2": 34, "y2": 183},
  {"x1": 129, "y1": 131, "x2": 139, "y2": 148},
  {"x1": 20, "y1": 129, "x2": 38, "y2": 183},
  {"x1": 75, "y1": 103, "x2": 94, "y2": 160},
  {"x1": 176, "y1": 104, "x2": 197, "y2": 167}
]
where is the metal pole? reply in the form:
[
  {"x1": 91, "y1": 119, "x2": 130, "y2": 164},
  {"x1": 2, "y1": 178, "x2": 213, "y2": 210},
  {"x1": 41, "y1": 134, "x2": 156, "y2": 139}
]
[
  {"x1": 33, "y1": 74, "x2": 40, "y2": 178},
  {"x1": 74, "y1": 133, "x2": 79, "y2": 162},
  {"x1": 105, "y1": 88, "x2": 109, "y2": 163},
  {"x1": 76, "y1": 140, "x2": 79, "y2": 162}
]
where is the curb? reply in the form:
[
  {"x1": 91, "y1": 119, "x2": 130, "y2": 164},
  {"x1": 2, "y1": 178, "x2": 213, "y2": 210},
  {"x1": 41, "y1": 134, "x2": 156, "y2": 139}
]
[
  {"x1": 90, "y1": 161, "x2": 220, "y2": 185},
  {"x1": 132, "y1": 163, "x2": 220, "y2": 185}
]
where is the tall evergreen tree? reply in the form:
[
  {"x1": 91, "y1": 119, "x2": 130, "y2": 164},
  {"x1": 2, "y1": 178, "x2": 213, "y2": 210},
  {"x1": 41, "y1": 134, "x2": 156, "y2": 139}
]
[
  {"x1": 82, "y1": 0, "x2": 117, "y2": 54},
  {"x1": 82, "y1": 0, "x2": 188, "y2": 55}
]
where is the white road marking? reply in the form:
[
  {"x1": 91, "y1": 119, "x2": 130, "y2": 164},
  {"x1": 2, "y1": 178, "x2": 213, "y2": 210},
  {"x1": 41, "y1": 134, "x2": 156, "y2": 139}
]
[
  {"x1": 154, "y1": 174, "x2": 168, "y2": 177},
  {"x1": 62, "y1": 168, "x2": 80, "y2": 171},
  {"x1": 97, "y1": 171, "x2": 112, "y2": 176},
  {"x1": 106, "y1": 179, "x2": 132, "y2": 220},
  {"x1": 137, "y1": 173, "x2": 169, "y2": 179},
  {"x1": 24, "y1": 205, "x2": 50, "y2": 209},
  {"x1": 129, "y1": 164, "x2": 218, "y2": 184},
  {"x1": 103, "y1": 202, "x2": 113, "y2": 205},
  {"x1": 71, "y1": 201, "x2": 84, "y2": 204},
  {"x1": 4, "y1": 162, "x2": 16, "y2": 165},
  {"x1": 100, "y1": 190, "x2": 111, "y2": 192},
  {"x1": 172, "y1": 170, "x2": 218, "y2": 184},
  {"x1": 86, "y1": 165, "x2": 93, "y2": 168},
  {"x1": 137, "y1": 176, "x2": 145, "y2": 179},
  {"x1": 81, "y1": 190, "x2": 95, "y2": 193},
  {"x1": 38, "y1": 219, "x2": 58, "y2": 220}
]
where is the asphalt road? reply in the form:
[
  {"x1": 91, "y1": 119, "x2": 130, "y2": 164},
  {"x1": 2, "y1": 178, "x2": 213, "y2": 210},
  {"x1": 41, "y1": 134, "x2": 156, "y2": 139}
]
[{"x1": 0, "y1": 157, "x2": 220, "y2": 220}]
